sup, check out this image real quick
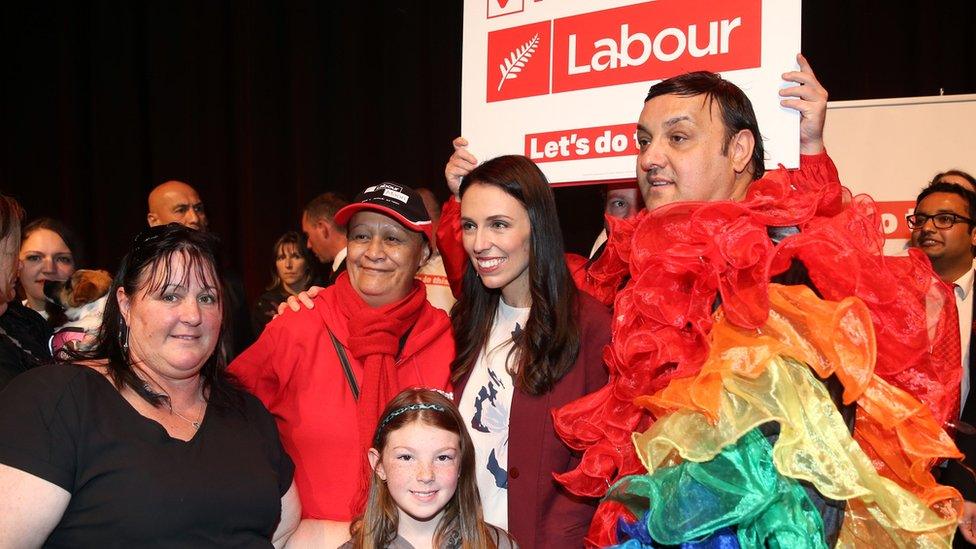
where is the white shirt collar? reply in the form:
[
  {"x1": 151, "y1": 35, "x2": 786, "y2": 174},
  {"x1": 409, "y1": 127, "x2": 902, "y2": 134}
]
[
  {"x1": 332, "y1": 247, "x2": 347, "y2": 272},
  {"x1": 953, "y1": 268, "x2": 975, "y2": 299}
]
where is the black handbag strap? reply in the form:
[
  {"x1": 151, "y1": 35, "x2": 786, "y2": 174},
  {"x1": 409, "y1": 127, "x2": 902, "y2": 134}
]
[
  {"x1": 326, "y1": 325, "x2": 415, "y2": 402},
  {"x1": 327, "y1": 327, "x2": 359, "y2": 401}
]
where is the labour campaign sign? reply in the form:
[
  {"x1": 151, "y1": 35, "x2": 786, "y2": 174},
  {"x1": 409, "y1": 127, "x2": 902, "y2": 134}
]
[{"x1": 463, "y1": 0, "x2": 802, "y2": 185}]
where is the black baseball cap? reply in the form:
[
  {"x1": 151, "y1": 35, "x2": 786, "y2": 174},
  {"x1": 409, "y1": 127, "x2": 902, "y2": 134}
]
[{"x1": 333, "y1": 182, "x2": 433, "y2": 240}]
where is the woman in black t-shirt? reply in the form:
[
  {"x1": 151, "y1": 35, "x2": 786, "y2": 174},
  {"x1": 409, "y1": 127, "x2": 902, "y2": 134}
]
[{"x1": 0, "y1": 224, "x2": 300, "y2": 547}]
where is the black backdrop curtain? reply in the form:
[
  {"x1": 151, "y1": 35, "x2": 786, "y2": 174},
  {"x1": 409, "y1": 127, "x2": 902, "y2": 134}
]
[{"x1": 2, "y1": 1, "x2": 974, "y2": 301}]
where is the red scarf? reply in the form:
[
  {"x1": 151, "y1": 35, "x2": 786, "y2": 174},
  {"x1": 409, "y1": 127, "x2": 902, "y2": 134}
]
[{"x1": 333, "y1": 272, "x2": 428, "y2": 508}]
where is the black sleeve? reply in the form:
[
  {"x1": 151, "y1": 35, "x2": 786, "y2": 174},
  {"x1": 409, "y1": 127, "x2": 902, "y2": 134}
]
[
  {"x1": 250, "y1": 294, "x2": 276, "y2": 336},
  {"x1": 245, "y1": 393, "x2": 295, "y2": 496},
  {"x1": 0, "y1": 365, "x2": 83, "y2": 491}
]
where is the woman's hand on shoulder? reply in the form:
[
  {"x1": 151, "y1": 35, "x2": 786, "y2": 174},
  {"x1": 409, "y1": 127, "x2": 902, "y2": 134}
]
[{"x1": 274, "y1": 286, "x2": 325, "y2": 318}]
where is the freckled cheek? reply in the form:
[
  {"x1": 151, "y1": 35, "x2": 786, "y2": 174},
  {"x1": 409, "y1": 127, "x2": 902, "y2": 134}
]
[{"x1": 437, "y1": 464, "x2": 461, "y2": 488}]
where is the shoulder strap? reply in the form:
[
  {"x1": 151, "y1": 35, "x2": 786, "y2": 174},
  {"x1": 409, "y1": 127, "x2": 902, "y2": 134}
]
[{"x1": 327, "y1": 327, "x2": 359, "y2": 401}]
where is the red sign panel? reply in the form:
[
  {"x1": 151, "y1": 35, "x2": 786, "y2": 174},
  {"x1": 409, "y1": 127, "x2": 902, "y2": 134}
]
[
  {"x1": 876, "y1": 200, "x2": 915, "y2": 240},
  {"x1": 486, "y1": 21, "x2": 551, "y2": 102},
  {"x1": 552, "y1": 0, "x2": 762, "y2": 93}
]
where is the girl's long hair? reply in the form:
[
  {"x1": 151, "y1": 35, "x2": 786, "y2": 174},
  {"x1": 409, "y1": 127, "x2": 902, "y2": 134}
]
[
  {"x1": 450, "y1": 155, "x2": 581, "y2": 395},
  {"x1": 350, "y1": 388, "x2": 499, "y2": 549}
]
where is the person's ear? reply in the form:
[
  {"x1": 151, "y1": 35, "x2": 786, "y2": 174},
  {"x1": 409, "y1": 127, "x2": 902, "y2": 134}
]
[
  {"x1": 728, "y1": 129, "x2": 755, "y2": 175},
  {"x1": 368, "y1": 448, "x2": 385, "y2": 480},
  {"x1": 419, "y1": 243, "x2": 432, "y2": 267},
  {"x1": 147, "y1": 212, "x2": 159, "y2": 227},
  {"x1": 316, "y1": 219, "x2": 331, "y2": 239},
  {"x1": 116, "y1": 286, "x2": 132, "y2": 324}
]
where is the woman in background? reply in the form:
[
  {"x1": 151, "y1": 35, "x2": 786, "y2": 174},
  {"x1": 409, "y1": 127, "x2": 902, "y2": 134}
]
[
  {"x1": 18, "y1": 217, "x2": 80, "y2": 323},
  {"x1": 252, "y1": 231, "x2": 317, "y2": 334}
]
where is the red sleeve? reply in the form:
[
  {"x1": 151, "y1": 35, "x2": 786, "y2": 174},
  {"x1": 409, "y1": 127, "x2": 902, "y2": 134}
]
[
  {"x1": 436, "y1": 196, "x2": 467, "y2": 299},
  {"x1": 761, "y1": 149, "x2": 844, "y2": 217},
  {"x1": 228, "y1": 320, "x2": 287, "y2": 409},
  {"x1": 574, "y1": 212, "x2": 641, "y2": 307}
]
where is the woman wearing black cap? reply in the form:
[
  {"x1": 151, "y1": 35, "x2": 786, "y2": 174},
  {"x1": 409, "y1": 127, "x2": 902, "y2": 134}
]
[{"x1": 230, "y1": 182, "x2": 455, "y2": 546}]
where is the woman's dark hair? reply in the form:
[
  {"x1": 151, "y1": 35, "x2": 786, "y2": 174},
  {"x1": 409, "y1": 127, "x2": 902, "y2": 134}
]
[
  {"x1": 645, "y1": 70, "x2": 765, "y2": 180},
  {"x1": 266, "y1": 231, "x2": 316, "y2": 291},
  {"x1": 21, "y1": 217, "x2": 84, "y2": 267},
  {"x1": 75, "y1": 223, "x2": 242, "y2": 411},
  {"x1": 350, "y1": 388, "x2": 499, "y2": 549},
  {"x1": 451, "y1": 155, "x2": 581, "y2": 395}
]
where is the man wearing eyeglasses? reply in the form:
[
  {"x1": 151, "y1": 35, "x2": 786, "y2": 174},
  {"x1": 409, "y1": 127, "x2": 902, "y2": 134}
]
[{"x1": 909, "y1": 182, "x2": 976, "y2": 545}]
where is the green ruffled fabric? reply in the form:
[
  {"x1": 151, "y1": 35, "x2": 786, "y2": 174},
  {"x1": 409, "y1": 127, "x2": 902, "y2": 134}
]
[{"x1": 609, "y1": 428, "x2": 827, "y2": 548}]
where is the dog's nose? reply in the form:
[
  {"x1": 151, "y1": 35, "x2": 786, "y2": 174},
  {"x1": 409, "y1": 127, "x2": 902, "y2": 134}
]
[{"x1": 43, "y1": 279, "x2": 67, "y2": 301}]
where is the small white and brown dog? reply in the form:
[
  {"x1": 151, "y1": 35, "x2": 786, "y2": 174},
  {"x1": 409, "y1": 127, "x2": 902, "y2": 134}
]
[{"x1": 43, "y1": 269, "x2": 113, "y2": 354}]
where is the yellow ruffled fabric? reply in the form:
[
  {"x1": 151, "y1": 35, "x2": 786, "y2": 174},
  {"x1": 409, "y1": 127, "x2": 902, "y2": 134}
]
[{"x1": 632, "y1": 284, "x2": 962, "y2": 545}]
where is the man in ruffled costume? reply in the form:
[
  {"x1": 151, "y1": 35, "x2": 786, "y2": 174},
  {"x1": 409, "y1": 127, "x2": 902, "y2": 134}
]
[{"x1": 553, "y1": 54, "x2": 967, "y2": 547}]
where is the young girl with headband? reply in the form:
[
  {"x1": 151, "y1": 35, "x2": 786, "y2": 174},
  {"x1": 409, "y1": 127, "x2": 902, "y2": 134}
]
[{"x1": 344, "y1": 388, "x2": 516, "y2": 549}]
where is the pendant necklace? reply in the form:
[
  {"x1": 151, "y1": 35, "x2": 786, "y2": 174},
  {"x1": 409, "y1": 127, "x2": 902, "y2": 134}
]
[{"x1": 140, "y1": 380, "x2": 202, "y2": 430}]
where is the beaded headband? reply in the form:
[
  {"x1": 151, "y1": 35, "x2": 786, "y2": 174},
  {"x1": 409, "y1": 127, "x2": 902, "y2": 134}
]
[{"x1": 374, "y1": 403, "x2": 447, "y2": 446}]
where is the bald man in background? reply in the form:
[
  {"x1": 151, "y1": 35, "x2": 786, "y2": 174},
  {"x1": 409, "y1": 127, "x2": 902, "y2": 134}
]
[
  {"x1": 147, "y1": 180, "x2": 208, "y2": 230},
  {"x1": 145, "y1": 180, "x2": 254, "y2": 357}
]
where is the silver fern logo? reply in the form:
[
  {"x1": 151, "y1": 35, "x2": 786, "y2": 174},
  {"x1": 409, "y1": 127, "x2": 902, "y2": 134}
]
[{"x1": 496, "y1": 33, "x2": 540, "y2": 92}]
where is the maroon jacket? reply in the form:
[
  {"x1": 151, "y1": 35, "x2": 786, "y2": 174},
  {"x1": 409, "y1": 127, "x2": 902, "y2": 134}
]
[{"x1": 454, "y1": 292, "x2": 611, "y2": 549}]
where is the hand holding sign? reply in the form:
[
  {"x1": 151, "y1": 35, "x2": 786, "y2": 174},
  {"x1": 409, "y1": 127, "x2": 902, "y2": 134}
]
[
  {"x1": 780, "y1": 53, "x2": 828, "y2": 155},
  {"x1": 445, "y1": 137, "x2": 479, "y2": 199}
]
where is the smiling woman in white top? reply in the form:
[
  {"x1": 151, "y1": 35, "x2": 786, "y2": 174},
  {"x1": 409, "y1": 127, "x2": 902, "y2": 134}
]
[{"x1": 445, "y1": 154, "x2": 611, "y2": 548}]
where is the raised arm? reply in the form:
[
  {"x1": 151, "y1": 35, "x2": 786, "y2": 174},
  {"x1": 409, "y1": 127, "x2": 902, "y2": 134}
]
[{"x1": 438, "y1": 137, "x2": 481, "y2": 298}]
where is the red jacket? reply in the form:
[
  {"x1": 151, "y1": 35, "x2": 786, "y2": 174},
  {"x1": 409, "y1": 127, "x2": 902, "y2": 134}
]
[
  {"x1": 229, "y1": 287, "x2": 454, "y2": 520},
  {"x1": 453, "y1": 292, "x2": 611, "y2": 548}
]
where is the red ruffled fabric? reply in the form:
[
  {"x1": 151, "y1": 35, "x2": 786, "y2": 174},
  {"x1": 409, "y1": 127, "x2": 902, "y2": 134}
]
[
  {"x1": 553, "y1": 153, "x2": 960, "y2": 541},
  {"x1": 772, "y1": 194, "x2": 961, "y2": 426}
]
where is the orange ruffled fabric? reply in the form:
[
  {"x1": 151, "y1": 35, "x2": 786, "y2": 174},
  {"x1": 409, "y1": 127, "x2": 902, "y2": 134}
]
[{"x1": 640, "y1": 284, "x2": 962, "y2": 523}]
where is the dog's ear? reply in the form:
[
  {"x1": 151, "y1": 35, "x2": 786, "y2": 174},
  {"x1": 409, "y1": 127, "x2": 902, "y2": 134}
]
[
  {"x1": 69, "y1": 270, "x2": 113, "y2": 307},
  {"x1": 70, "y1": 280, "x2": 100, "y2": 307}
]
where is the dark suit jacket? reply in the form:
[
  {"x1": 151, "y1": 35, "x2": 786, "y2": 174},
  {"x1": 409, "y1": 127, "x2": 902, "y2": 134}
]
[{"x1": 453, "y1": 292, "x2": 611, "y2": 549}]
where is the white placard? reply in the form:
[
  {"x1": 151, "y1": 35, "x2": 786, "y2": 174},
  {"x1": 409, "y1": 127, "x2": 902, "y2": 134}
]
[
  {"x1": 823, "y1": 94, "x2": 976, "y2": 254},
  {"x1": 462, "y1": 0, "x2": 802, "y2": 185}
]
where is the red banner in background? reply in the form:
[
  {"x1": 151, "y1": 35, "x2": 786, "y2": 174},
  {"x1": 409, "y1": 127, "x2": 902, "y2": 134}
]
[{"x1": 875, "y1": 200, "x2": 915, "y2": 240}]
